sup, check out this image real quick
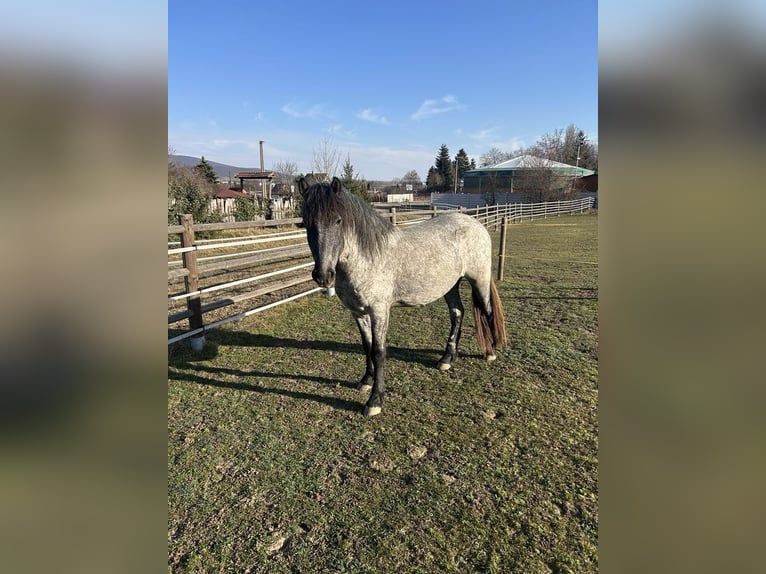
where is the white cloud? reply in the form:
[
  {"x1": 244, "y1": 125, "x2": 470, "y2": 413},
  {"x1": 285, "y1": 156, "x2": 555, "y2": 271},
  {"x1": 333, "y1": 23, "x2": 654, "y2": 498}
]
[
  {"x1": 356, "y1": 108, "x2": 389, "y2": 124},
  {"x1": 411, "y1": 95, "x2": 464, "y2": 120},
  {"x1": 327, "y1": 124, "x2": 357, "y2": 139},
  {"x1": 281, "y1": 101, "x2": 327, "y2": 119},
  {"x1": 467, "y1": 128, "x2": 525, "y2": 153},
  {"x1": 468, "y1": 128, "x2": 498, "y2": 143}
]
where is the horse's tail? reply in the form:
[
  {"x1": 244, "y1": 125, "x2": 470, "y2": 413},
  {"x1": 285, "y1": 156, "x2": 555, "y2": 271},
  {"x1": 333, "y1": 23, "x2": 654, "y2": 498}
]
[{"x1": 472, "y1": 277, "x2": 508, "y2": 357}]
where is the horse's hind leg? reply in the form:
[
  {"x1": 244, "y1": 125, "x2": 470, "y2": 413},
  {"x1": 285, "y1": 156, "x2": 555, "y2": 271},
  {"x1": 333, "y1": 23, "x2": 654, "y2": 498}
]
[
  {"x1": 354, "y1": 313, "x2": 374, "y2": 392},
  {"x1": 437, "y1": 281, "x2": 464, "y2": 371}
]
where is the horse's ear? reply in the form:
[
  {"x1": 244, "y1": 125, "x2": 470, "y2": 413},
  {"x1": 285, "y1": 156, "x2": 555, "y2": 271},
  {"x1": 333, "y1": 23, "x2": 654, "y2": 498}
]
[
  {"x1": 297, "y1": 177, "x2": 309, "y2": 196},
  {"x1": 331, "y1": 177, "x2": 343, "y2": 194}
]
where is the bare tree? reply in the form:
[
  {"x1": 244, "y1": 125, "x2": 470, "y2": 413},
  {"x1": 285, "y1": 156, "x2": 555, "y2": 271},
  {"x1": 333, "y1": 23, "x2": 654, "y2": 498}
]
[
  {"x1": 311, "y1": 138, "x2": 341, "y2": 180},
  {"x1": 480, "y1": 147, "x2": 515, "y2": 167},
  {"x1": 516, "y1": 155, "x2": 569, "y2": 202},
  {"x1": 480, "y1": 172, "x2": 500, "y2": 205},
  {"x1": 401, "y1": 170, "x2": 422, "y2": 186},
  {"x1": 272, "y1": 159, "x2": 299, "y2": 196},
  {"x1": 528, "y1": 124, "x2": 598, "y2": 170}
]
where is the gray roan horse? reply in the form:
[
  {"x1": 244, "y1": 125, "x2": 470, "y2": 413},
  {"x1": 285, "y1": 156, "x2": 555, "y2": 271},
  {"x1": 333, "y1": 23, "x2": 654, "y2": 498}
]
[{"x1": 298, "y1": 177, "x2": 507, "y2": 416}]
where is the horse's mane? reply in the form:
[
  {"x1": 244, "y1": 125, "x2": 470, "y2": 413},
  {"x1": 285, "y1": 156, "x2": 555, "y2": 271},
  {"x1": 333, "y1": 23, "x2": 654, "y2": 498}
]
[{"x1": 302, "y1": 182, "x2": 395, "y2": 260}]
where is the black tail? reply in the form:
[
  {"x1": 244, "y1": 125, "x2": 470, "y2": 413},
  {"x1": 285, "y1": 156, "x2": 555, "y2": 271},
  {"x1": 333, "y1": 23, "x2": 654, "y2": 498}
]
[{"x1": 472, "y1": 278, "x2": 508, "y2": 356}]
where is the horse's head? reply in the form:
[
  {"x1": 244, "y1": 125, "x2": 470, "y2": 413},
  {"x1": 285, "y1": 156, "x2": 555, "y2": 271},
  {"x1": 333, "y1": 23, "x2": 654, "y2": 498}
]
[{"x1": 298, "y1": 176, "x2": 348, "y2": 288}]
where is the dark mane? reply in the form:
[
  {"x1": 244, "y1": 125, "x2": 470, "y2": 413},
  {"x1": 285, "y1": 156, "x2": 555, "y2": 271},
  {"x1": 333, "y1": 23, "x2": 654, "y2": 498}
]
[{"x1": 302, "y1": 182, "x2": 395, "y2": 259}]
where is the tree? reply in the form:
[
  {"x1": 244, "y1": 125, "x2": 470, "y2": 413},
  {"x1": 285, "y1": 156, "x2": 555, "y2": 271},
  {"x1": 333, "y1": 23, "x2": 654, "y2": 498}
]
[
  {"x1": 312, "y1": 138, "x2": 342, "y2": 179},
  {"x1": 340, "y1": 155, "x2": 370, "y2": 201},
  {"x1": 233, "y1": 196, "x2": 259, "y2": 221},
  {"x1": 454, "y1": 148, "x2": 472, "y2": 190},
  {"x1": 515, "y1": 155, "x2": 568, "y2": 202},
  {"x1": 167, "y1": 163, "x2": 222, "y2": 226},
  {"x1": 528, "y1": 124, "x2": 598, "y2": 171},
  {"x1": 401, "y1": 170, "x2": 422, "y2": 187},
  {"x1": 194, "y1": 156, "x2": 218, "y2": 184},
  {"x1": 433, "y1": 144, "x2": 454, "y2": 192},
  {"x1": 480, "y1": 147, "x2": 514, "y2": 167},
  {"x1": 272, "y1": 159, "x2": 300, "y2": 197},
  {"x1": 425, "y1": 166, "x2": 443, "y2": 190}
]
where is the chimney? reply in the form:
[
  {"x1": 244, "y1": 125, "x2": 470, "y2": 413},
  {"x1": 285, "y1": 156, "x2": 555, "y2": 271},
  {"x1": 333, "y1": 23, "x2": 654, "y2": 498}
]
[{"x1": 259, "y1": 140, "x2": 265, "y2": 173}]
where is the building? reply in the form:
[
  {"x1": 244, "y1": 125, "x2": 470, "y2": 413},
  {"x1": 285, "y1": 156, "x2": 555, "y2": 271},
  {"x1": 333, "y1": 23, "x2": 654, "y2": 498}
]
[{"x1": 462, "y1": 155, "x2": 596, "y2": 194}]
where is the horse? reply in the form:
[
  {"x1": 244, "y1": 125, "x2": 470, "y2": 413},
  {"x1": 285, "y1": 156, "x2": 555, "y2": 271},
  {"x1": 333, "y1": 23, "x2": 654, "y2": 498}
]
[{"x1": 298, "y1": 176, "x2": 507, "y2": 416}]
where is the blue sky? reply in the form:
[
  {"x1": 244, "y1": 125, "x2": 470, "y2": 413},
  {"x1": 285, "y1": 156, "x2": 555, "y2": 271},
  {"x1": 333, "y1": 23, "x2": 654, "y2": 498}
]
[{"x1": 169, "y1": 0, "x2": 597, "y2": 181}]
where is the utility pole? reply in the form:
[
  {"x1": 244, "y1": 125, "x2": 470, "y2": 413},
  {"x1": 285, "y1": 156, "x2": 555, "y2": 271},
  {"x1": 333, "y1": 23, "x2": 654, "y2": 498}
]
[{"x1": 454, "y1": 161, "x2": 458, "y2": 194}]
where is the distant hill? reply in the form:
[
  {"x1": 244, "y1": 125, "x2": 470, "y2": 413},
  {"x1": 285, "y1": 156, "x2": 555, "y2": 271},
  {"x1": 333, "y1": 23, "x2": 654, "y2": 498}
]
[{"x1": 170, "y1": 155, "x2": 260, "y2": 182}]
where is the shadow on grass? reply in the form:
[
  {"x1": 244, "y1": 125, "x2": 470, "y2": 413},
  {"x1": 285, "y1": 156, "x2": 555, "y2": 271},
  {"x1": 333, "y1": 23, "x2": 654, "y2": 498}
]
[
  {"x1": 168, "y1": 366, "x2": 362, "y2": 413},
  {"x1": 167, "y1": 332, "x2": 488, "y2": 413},
  {"x1": 171, "y1": 331, "x2": 462, "y2": 370}
]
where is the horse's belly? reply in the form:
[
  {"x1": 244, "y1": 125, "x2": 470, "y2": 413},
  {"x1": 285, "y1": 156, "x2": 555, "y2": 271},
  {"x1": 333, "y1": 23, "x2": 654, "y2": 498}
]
[{"x1": 394, "y1": 268, "x2": 462, "y2": 307}]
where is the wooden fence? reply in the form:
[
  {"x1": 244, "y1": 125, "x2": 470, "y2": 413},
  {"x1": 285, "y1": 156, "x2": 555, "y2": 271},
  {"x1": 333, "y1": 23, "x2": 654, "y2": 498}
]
[{"x1": 168, "y1": 197, "x2": 595, "y2": 348}]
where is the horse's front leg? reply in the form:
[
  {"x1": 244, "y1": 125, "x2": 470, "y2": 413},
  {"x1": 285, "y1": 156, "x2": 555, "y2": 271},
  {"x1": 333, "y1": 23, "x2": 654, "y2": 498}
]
[
  {"x1": 363, "y1": 306, "x2": 390, "y2": 417},
  {"x1": 353, "y1": 313, "x2": 374, "y2": 393}
]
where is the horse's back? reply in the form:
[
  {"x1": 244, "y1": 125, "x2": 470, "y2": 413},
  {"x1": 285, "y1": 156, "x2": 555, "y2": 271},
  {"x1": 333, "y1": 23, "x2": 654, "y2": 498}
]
[{"x1": 387, "y1": 213, "x2": 492, "y2": 306}]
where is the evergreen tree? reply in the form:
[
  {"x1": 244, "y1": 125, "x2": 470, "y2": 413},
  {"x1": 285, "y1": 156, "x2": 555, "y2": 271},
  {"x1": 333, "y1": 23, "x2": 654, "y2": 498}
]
[
  {"x1": 233, "y1": 196, "x2": 262, "y2": 221},
  {"x1": 434, "y1": 144, "x2": 453, "y2": 192},
  {"x1": 341, "y1": 155, "x2": 355, "y2": 184},
  {"x1": 167, "y1": 165, "x2": 222, "y2": 226},
  {"x1": 194, "y1": 156, "x2": 218, "y2": 184},
  {"x1": 454, "y1": 148, "x2": 472, "y2": 189},
  {"x1": 340, "y1": 155, "x2": 370, "y2": 201}
]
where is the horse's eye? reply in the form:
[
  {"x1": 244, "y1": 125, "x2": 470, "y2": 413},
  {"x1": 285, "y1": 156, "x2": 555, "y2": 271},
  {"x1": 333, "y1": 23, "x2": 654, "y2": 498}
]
[{"x1": 335, "y1": 217, "x2": 342, "y2": 225}]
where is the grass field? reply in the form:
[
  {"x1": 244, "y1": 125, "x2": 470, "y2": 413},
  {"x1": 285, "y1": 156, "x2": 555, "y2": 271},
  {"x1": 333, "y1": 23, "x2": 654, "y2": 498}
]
[{"x1": 168, "y1": 213, "x2": 598, "y2": 573}]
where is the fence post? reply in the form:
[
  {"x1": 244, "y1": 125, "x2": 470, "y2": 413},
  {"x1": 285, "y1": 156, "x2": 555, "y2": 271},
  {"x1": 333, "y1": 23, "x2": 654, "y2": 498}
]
[
  {"x1": 497, "y1": 217, "x2": 509, "y2": 281},
  {"x1": 179, "y1": 214, "x2": 205, "y2": 351},
  {"x1": 389, "y1": 206, "x2": 397, "y2": 225},
  {"x1": 432, "y1": 205, "x2": 438, "y2": 218}
]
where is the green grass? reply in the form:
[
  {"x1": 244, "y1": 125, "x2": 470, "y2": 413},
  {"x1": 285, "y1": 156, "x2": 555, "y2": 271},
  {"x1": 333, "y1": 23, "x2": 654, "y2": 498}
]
[{"x1": 168, "y1": 213, "x2": 598, "y2": 573}]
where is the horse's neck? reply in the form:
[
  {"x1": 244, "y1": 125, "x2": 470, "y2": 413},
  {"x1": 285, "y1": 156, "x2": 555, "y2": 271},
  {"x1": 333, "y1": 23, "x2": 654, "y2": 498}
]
[{"x1": 339, "y1": 226, "x2": 399, "y2": 280}]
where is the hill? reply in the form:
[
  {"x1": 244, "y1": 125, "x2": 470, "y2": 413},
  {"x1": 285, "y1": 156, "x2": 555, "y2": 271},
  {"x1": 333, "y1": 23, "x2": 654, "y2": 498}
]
[{"x1": 170, "y1": 155, "x2": 260, "y2": 182}]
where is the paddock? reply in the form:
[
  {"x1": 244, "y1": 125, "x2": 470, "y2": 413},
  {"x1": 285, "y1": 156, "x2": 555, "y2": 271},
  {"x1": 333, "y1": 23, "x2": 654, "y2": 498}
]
[{"x1": 168, "y1": 213, "x2": 598, "y2": 572}]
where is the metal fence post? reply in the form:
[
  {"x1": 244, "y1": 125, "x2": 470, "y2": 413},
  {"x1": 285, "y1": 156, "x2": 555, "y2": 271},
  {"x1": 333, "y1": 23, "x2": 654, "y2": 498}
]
[{"x1": 179, "y1": 214, "x2": 205, "y2": 351}]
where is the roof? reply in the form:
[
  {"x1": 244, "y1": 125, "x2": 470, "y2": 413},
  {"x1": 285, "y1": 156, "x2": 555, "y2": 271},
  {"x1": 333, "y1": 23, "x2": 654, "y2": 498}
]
[
  {"x1": 467, "y1": 155, "x2": 595, "y2": 177},
  {"x1": 489, "y1": 155, "x2": 573, "y2": 169},
  {"x1": 235, "y1": 171, "x2": 274, "y2": 179},
  {"x1": 211, "y1": 188, "x2": 250, "y2": 199}
]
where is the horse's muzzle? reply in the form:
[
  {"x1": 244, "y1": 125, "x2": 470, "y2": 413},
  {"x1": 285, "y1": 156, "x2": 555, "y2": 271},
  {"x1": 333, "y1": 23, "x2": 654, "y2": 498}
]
[{"x1": 312, "y1": 267, "x2": 335, "y2": 288}]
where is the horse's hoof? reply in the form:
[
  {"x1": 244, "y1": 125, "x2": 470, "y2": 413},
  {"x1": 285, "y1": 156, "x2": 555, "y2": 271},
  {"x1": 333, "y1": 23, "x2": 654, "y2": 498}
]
[
  {"x1": 437, "y1": 362, "x2": 451, "y2": 371},
  {"x1": 358, "y1": 383, "x2": 372, "y2": 393},
  {"x1": 363, "y1": 405, "x2": 381, "y2": 417},
  {"x1": 486, "y1": 354, "x2": 497, "y2": 362}
]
